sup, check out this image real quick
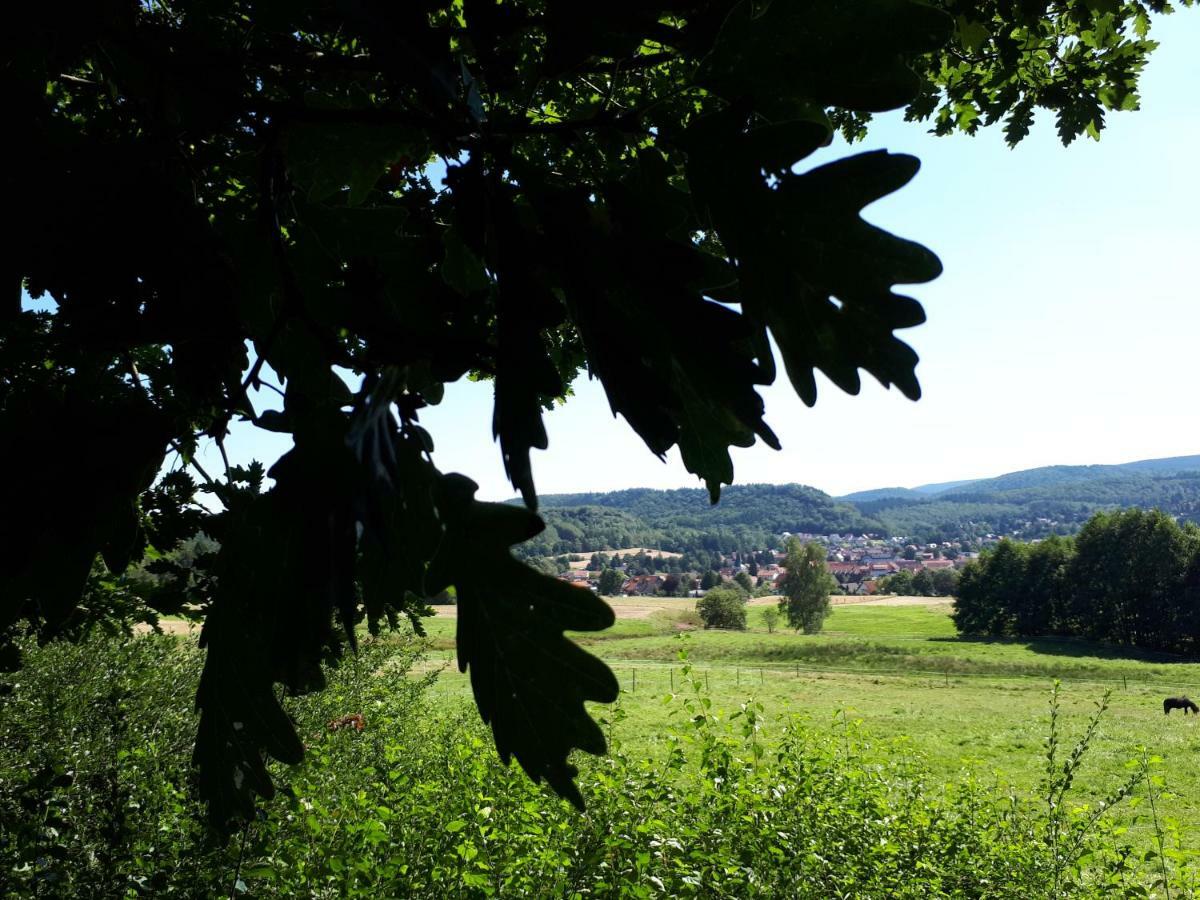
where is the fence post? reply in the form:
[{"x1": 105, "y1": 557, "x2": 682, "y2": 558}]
[
  {"x1": 705, "y1": 671, "x2": 709, "y2": 691},
  {"x1": 1123, "y1": 674, "x2": 1127, "y2": 691},
  {"x1": 632, "y1": 668, "x2": 637, "y2": 693},
  {"x1": 760, "y1": 668, "x2": 764, "y2": 685},
  {"x1": 670, "y1": 668, "x2": 674, "y2": 691}
]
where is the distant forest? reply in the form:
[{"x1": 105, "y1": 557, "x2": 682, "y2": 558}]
[{"x1": 515, "y1": 456, "x2": 1200, "y2": 556}]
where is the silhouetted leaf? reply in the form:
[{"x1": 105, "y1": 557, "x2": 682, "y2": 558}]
[{"x1": 427, "y1": 477, "x2": 619, "y2": 806}]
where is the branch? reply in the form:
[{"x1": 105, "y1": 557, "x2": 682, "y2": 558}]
[{"x1": 169, "y1": 439, "x2": 218, "y2": 489}]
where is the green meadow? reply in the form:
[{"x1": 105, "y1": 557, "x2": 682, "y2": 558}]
[
  {"x1": 9, "y1": 600, "x2": 1200, "y2": 895},
  {"x1": 423, "y1": 600, "x2": 1200, "y2": 847}
]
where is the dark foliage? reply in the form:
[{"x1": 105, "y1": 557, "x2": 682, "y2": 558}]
[{"x1": 3, "y1": 0, "x2": 1186, "y2": 825}]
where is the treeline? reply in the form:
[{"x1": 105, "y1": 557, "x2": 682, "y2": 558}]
[
  {"x1": 876, "y1": 567, "x2": 959, "y2": 597},
  {"x1": 953, "y1": 509, "x2": 1200, "y2": 655}
]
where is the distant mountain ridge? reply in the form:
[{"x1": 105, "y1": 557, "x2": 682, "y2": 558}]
[
  {"x1": 842, "y1": 453, "x2": 1200, "y2": 541},
  {"x1": 521, "y1": 453, "x2": 1200, "y2": 554},
  {"x1": 839, "y1": 454, "x2": 1200, "y2": 501}
]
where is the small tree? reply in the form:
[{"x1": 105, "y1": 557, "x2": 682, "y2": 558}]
[
  {"x1": 883, "y1": 569, "x2": 915, "y2": 596},
  {"x1": 911, "y1": 568, "x2": 934, "y2": 596},
  {"x1": 930, "y1": 568, "x2": 959, "y2": 597},
  {"x1": 597, "y1": 568, "x2": 624, "y2": 597},
  {"x1": 696, "y1": 587, "x2": 748, "y2": 631},
  {"x1": 762, "y1": 606, "x2": 782, "y2": 634},
  {"x1": 779, "y1": 539, "x2": 836, "y2": 634}
]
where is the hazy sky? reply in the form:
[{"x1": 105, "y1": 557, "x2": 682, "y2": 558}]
[{"x1": 172, "y1": 12, "x2": 1200, "y2": 499}]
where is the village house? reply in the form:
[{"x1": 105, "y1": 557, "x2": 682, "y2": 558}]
[{"x1": 622, "y1": 574, "x2": 664, "y2": 596}]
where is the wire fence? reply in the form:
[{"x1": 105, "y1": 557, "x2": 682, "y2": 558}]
[{"x1": 425, "y1": 649, "x2": 1200, "y2": 696}]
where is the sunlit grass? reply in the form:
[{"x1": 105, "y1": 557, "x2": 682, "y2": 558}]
[{"x1": 420, "y1": 599, "x2": 1200, "y2": 851}]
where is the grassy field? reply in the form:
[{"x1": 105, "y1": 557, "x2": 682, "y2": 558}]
[{"x1": 421, "y1": 597, "x2": 1200, "y2": 850}]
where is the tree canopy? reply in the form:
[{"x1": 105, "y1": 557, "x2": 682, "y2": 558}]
[
  {"x1": 952, "y1": 511, "x2": 1200, "y2": 653},
  {"x1": 779, "y1": 539, "x2": 836, "y2": 633},
  {"x1": 2, "y1": 0, "x2": 1188, "y2": 825}
]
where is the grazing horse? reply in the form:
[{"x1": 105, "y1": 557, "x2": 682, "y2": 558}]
[{"x1": 1163, "y1": 696, "x2": 1199, "y2": 715}]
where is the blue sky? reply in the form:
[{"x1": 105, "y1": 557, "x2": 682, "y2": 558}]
[{"x1": 53, "y1": 12, "x2": 1200, "y2": 501}]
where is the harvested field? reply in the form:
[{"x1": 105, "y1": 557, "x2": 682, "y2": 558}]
[{"x1": 432, "y1": 593, "x2": 948, "y2": 619}]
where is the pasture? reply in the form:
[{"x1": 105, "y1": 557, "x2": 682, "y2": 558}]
[
  {"x1": 424, "y1": 596, "x2": 1200, "y2": 849},
  {"x1": 10, "y1": 597, "x2": 1200, "y2": 895}
]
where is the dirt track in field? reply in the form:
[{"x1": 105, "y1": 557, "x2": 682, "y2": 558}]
[{"x1": 433, "y1": 594, "x2": 948, "y2": 620}]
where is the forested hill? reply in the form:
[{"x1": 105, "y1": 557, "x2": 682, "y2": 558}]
[
  {"x1": 841, "y1": 455, "x2": 1200, "y2": 503},
  {"x1": 848, "y1": 455, "x2": 1200, "y2": 542},
  {"x1": 519, "y1": 454, "x2": 1200, "y2": 555},
  {"x1": 521, "y1": 484, "x2": 872, "y2": 556}
]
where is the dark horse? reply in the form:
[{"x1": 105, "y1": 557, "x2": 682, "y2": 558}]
[{"x1": 1164, "y1": 696, "x2": 1199, "y2": 715}]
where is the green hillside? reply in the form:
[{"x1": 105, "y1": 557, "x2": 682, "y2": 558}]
[
  {"x1": 866, "y1": 471, "x2": 1200, "y2": 541},
  {"x1": 522, "y1": 484, "x2": 877, "y2": 555},
  {"x1": 520, "y1": 454, "x2": 1200, "y2": 552}
]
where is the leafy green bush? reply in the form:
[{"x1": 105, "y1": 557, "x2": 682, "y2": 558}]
[
  {"x1": 696, "y1": 587, "x2": 748, "y2": 630},
  {"x1": 3, "y1": 633, "x2": 1197, "y2": 897},
  {"x1": 0, "y1": 632, "x2": 219, "y2": 896}
]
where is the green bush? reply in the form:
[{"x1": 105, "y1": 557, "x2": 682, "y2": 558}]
[
  {"x1": 696, "y1": 587, "x2": 748, "y2": 630},
  {"x1": 2, "y1": 633, "x2": 1196, "y2": 897},
  {"x1": 0, "y1": 632, "x2": 219, "y2": 896}
]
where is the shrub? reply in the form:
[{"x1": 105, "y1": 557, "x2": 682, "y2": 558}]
[
  {"x1": 0, "y1": 632, "x2": 219, "y2": 896},
  {"x1": 3, "y1": 633, "x2": 1196, "y2": 897},
  {"x1": 696, "y1": 587, "x2": 747, "y2": 630}
]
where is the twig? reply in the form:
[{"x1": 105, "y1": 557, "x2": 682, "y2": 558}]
[
  {"x1": 126, "y1": 353, "x2": 218, "y2": 488},
  {"x1": 169, "y1": 439, "x2": 217, "y2": 488},
  {"x1": 215, "y1": 436, "x2": 233, "y2": 479},
  {"x1": 228, "y1": 820, "x2": 253, "y2": 900},
  {"x1": 1143, "y1": 747, "x2": 1172, "y2": 900}
]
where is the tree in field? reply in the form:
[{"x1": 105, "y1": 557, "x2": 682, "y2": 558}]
[
  {"x1": 1067, "y1": 509, "x2": 1198, "y2": 649},
  {"x1": 3, "y1": 0, "x2": 1187, "y2": 824},
  {"x1": 697, "y1": 587, "x2": 748, "y2": 631},
  {"x1": 733, "y1": 571, "x2": 755, "y2": 595},
  {"x1": 779, "y1": 539, "x2": 836, "y2": 634},
  {"x1": 950, "y1": 512, "x2": 1200, "y2": 653},
  {"x1": 911, "y1": 568, "x2": 935, "y2": 597},
  {"x1": 930, "y1": 567, "x2": 960, "y2": 598},
  {"x1": 598, "y1": 569, "x2": 624, "y2": 597},
  {"x1": 882, "y1": 569, "x2": 915, "y2": 596},
  {"x1": 761, "y1": 606, "x2": 782, "y2": 634},
  {"x1": 1013, "y1": 535, "x2": 1073, "y2": 636},
  {"x1": 953, "y1": 539, "x2": 1028, "y2": 635}
]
